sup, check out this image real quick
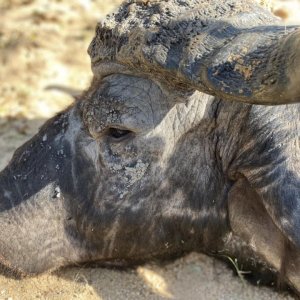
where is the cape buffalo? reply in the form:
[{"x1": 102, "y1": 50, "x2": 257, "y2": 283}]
[{"x1": 1, "y1": 0, "x2": 300, "y2": 295}]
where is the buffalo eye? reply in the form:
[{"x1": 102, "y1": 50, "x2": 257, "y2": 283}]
[{"x1": 108, "y1": 127, "x2": 132, "y2": 141}]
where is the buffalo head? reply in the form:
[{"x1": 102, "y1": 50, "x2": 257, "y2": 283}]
[{"x1": 1, "y1": 0, "x2": 300, "y2": 295}]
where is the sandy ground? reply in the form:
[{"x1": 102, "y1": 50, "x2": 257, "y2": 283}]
[{"x1": 0, "y1": 0, "x2": 300, "y2": 299}]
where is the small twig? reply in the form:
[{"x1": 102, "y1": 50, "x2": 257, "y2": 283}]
[{"x1": 217, "y1": 254, "x2": 251, "y2": 286}]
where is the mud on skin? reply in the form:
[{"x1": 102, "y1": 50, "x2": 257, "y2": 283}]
[{"x1": 0, "y1": 0, "x2": 300, "y2": 297}]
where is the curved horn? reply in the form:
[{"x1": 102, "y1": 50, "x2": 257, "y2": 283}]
[{"x1": 88, "y1": 0, "x2": 300, "y2": 105}]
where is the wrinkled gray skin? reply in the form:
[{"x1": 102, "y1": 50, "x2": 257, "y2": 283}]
[{"x1": 0, "y1": 0, "x2": 300, "y2": 296}]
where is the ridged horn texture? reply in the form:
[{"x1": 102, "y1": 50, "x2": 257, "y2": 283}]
[{"x1": 88, "y1": 0, "x2": 300, "y2": 105}]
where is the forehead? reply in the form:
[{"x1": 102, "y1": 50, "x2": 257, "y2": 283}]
[
  {"x1": 95, "y1": 74, "x2": 167, "y2": 108},
  {"x1": 82, "y1": 74, "x2": 173, "y2": 132}
]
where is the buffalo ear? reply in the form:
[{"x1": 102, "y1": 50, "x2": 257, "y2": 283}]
[
  {"x1": 228, "y1": 178, "x2": 284, "y2": 270},
  {"x1": 228, "y1": 178, "x2": 300, "y2": 292}
]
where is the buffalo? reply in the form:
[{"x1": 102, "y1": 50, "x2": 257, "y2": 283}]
[{"x1": 1, "y1": 0, "x2": 300, "y2": 296}]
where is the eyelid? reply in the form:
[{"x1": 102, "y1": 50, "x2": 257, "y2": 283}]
[
  {"x1": 105, "y1": 123, "x2": 140, "y2": 133},
  {"x1": 109, "y1": 128, "x2": 130, "y2": 137},
  {"x1": 106, "y1": 126, "x2": 136, "y2": 142}
]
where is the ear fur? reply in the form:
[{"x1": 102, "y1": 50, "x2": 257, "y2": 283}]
[{"x1": 228, "y1": 178, "x2": 300, "y2": 293}]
